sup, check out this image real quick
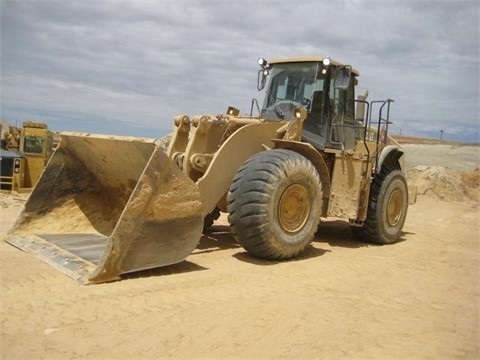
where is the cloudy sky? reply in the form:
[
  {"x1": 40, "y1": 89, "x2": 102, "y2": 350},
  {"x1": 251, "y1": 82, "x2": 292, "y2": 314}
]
[{"x1": 1, "y1": 0, "x2": 479, "y2": 142}]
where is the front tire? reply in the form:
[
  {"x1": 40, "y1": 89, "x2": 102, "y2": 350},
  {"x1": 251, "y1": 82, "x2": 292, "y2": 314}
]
[
  {"x1": 227, "y1": 149, "x2": 322, "y2": 259},
  {"x1": 353, "y1": 168, "x2": 408, "y2": 244}
]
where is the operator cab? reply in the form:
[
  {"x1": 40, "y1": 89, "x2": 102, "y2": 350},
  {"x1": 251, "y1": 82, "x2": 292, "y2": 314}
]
[{"x1": 258, "y1": 57, "x2": 362, "y2": 151}]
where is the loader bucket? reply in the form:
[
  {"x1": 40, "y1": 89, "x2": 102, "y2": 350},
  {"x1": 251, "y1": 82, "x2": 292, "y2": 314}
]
[{"x1": 5, "y1": 133, "x2": 204, "y2": 284}]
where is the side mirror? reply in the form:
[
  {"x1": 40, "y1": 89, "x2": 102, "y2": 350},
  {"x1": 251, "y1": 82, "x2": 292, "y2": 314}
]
[
  {"x1": 334, "y1": 65, "x2": 352, "y2": 90},
  {"x1": 257, "y1": 57, "x2": 271, "y2": 91},
  {"x1": 257, "y1": 69, "x2": 268, "y2": 91}
]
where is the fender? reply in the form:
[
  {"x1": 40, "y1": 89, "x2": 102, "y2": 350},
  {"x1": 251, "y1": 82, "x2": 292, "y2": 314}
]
[{"x1": 376, "y1": 145, "x2": 404, "y2": 173}]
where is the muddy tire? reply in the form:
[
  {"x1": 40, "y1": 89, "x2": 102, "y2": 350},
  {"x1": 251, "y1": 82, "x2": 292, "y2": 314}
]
[
  {"x1": 352, "y1": 168, "x2": 408, "y2": 244},
  {"x1": 227, "y1": 149, "x2": 322, "y2": 260}
]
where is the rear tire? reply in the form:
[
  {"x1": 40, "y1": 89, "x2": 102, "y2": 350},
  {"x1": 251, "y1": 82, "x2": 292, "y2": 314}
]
[
  {"x1": 227, "y1": 149, "x2": 322, "y2": 259},
  {"x1": 352, "y1": 168, "x2": 408, "y2": 244}
]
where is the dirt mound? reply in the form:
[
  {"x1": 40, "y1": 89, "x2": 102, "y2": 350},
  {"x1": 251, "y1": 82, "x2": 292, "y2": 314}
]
[
  {"x1": 407, "y1": 166, "x2": 480, "y2": 202},
  {"x1": 0, "y1": 193, "x2": 29, "y2": 209}
]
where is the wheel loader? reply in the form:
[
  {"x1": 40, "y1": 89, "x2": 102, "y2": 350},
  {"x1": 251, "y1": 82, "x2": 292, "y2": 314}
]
[{"x1": 4, "y1": 56, "x2": 416, "y2": 284}]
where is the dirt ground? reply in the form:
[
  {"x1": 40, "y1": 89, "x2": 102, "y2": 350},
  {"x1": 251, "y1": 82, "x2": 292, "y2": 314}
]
[{"x1": 1, "y1": 144, "x2": 479, "y2": 359}]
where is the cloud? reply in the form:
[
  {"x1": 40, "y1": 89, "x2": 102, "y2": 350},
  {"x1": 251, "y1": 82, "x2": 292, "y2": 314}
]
[{"x1": 1, "y1": 0, "x2": 479, "y2": 142}]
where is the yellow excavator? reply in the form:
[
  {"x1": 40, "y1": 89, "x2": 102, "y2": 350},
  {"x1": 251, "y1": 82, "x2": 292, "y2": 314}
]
[
  {"x1": 5, "y1": 56, "x2": 415, "y2": 284},
  {"x1": 1, "y1": 121, "x2": 53, "y2": 192}
]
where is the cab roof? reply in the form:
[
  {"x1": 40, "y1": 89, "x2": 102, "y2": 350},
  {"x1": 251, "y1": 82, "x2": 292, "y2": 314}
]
[{"x1": 269, "y1": 56, "x2": 360, "y2": 76}]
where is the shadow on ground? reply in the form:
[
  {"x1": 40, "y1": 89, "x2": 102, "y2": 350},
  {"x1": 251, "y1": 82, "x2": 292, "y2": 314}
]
[
  {"x1": 122, "y1": 219, "x2": 412, "y2": 280},
  {"x1": 121, "y1": 260, "x2": 208, "y2": 281},
  {"x1": 316, "y1": 219, "x2": 411, "y2": 247}
]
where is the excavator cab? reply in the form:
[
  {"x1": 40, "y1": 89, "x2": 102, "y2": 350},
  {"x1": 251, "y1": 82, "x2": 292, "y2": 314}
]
[{"x1": 259, "y1": 58, "x2": 360, "y2": 151}]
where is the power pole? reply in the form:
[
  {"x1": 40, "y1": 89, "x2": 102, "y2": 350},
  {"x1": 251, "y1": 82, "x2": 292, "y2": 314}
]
[{"x1": 440, "y1": 129, "x2": 444, "y2": 141}]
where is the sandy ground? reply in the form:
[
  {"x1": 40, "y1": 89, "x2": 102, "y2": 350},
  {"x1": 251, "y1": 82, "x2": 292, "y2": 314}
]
[{"x1": 1, "y1": 144, "x2": 479, "y2": 359}]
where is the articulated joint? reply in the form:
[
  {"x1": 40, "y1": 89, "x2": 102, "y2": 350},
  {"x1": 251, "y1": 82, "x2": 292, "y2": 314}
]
[
  {"x1": 172, "y1": 152, "x2": 185, "y2": 170},
  {"x1": 190, "y1": 153, "x2": 214, "y2": 172},
  {"x1": 173, "y1": 115, "x2": 191, "y2": 133},
  {"x1": 191, "y1": 115, "x2": 226, "y2": 134}
]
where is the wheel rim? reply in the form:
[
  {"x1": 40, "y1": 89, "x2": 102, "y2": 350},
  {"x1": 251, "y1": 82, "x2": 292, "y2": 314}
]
[
  {"x1": 278, "y1": 184, "x2": 310, "y2": 233},
  {"x1": 386, "y1": 189, "x2": 403, "y2": 227}
]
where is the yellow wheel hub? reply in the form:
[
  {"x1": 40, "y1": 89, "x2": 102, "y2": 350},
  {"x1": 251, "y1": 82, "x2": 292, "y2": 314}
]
[
  {"x1": 386, "y1": 189, "x2": 403, "y2": 226},
  {"x1": 278, "y1": 184, "x2": 310, "y2": 233}
]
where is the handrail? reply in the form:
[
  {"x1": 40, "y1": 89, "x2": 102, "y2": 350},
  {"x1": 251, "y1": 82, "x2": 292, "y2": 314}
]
[
  {"x1": 250, "y1": 98, "x2": 261, "y2": 116},
  {"x1": 368, "y1": 99, "x2": 394, "y2": 172},
  {"x1": 328, "y1": 98, "x2": 393, "y2": 174}
]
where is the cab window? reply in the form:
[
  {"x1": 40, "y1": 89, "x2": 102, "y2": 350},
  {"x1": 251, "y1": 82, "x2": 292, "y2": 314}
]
[{"x1": 23, "y1": 136, "x2": 44, "y2": 154}]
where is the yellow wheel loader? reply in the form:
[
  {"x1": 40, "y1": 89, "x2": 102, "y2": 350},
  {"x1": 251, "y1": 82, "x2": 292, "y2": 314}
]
[{"x1": 5, "y1": 56, "x2": 416, "y2": 284}]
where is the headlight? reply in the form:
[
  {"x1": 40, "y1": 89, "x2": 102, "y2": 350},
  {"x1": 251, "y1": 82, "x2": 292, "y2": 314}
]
[{"x1": 257, "y1": 57, "x2": 267, "y2": 67}]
